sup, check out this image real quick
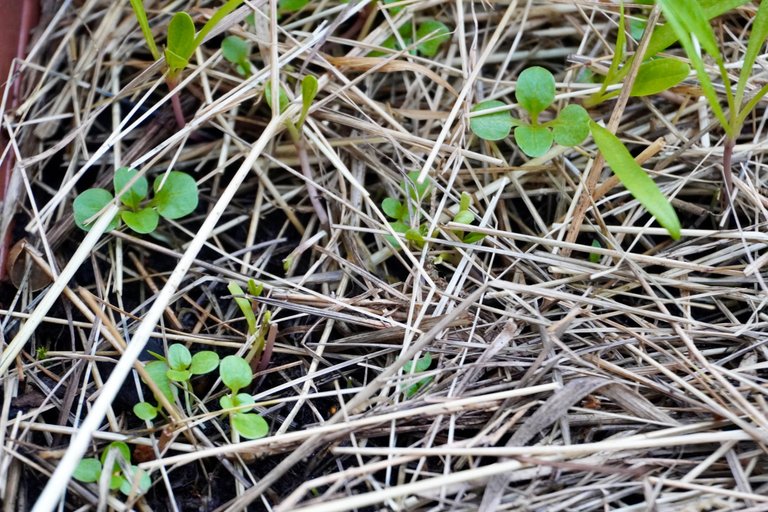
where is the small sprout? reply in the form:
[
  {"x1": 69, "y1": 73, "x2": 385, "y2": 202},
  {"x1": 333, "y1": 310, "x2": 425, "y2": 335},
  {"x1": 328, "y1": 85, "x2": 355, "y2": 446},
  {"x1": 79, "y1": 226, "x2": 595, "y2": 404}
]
[
  {"x1": 220, "y1": 355, "x2": 252, "y2": 395},
  {"x1": 452, "y1": 192, "x2": 486, "y2": 244},
  {"x1": 402, "y1": 352, "x2": 433, "y2": 398},
  {"x1": 589, "y1": 240, "x2": 602, "y2": 263},
  {"x1": 73, "y1": 189, "x2": 120, "y2": 232},
  {"x1": 221, "y1": 35, "x2": 252, "y2": 77},
  {"x1": 264, "y1": 81, "x2": 290, "y2": 113},
  {"x1": 165, "y1": 12, "x2": 196, "y2": 75},
  {"x1": 74, "y1": 442, "x2": 151, "y2": 496},
  {"x1": 229, "y1": 281, "x2": 257, "y2": 335},
  {"x1": 219, "y1": 355, "x2": 269, "y2": 439},
  {"x1": 299, "y1": 75, "x2": 319, "y2": 128}
]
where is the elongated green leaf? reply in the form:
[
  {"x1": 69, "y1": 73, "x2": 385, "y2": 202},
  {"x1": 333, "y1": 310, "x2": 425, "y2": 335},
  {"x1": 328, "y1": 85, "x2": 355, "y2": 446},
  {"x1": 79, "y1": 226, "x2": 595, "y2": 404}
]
[
  {"x1": 603, "y1": 2, "x2": 626, "y2": 90},
  {"x1": 165, "y1": 12, "x2": 196, "y2": 73},
  {"x1": 470, "y1": 100, "x2": 515, "y2": 141},
  {"x1": 73, "y1": 459, "x2": 102, "y2": 483},
  {"x1": 659, "y1": 0, "x2": 720, "y2": 60},
  {"x1": 167, "y1": 344, "x2": 192, "y2": 371},
  {"x1": 629, "y1": 58, "x2": 690, "y2": 97},
  {"x1": 129, "y1": 0, "x2": 160, "y2": 60},
  {"x1": 590, "y1": 121, "x2": 680, "y2": 239},
  {"x1": 264, "y1": 81, "x2": 290, "y2": 114},
  {"x1": 514, "y1": 125, "x2": 553, "y2": 157},
  {"x1": 516, "y1": 66, "x2": 555, "y2": 120},
  {"x1": 153, "y1": 172, "x2": 198, "y2": 220},
  {"x1": 299, "y1": 75, "x2": 318, "y2": 127},
  {"x1": 735, "y1": 0, "x2": 768, "y2": 112},
  {"x1": 228, "y1": 281, "x2": 257, "y2": 335},
  {"x1": 279, "y1": 0, "x2": 311, "y2": 13},
  {"x1": 195, "y1": 0, "x2": 245, "y2": 47},
  {"x1": 73, "y1": 189, "x2": 119, "y2": 232},
  {"x1": 121, "y1": 208, "x2": 159, "y2": 234}
]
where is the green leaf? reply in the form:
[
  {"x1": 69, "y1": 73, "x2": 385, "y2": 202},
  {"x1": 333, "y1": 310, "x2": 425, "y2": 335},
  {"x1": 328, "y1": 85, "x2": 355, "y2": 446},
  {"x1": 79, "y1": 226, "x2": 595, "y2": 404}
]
[
  {"x1": 121, "y1": 208, "x2": 159, "y2": 234},
  {"x1": 220, "y1": 355, "x2": 253, "y2": 394},
  {"x1": 221, "y1": 35, "x2": 249, "y2": 65},
  {"x1": 404, "y1": 171, "x2": 430, "y2": 203},
  {"x1": 516, "y1": 66, "x2": 555, "y2": 120},
  {"x1": 470, "y1": 100, "x2": 514, "y2": 141},
  {"x1": 459, "y1": 191, "x2": 471, "y2": 211},
  {"x1": 190, "y1": 351, "x2": 220, "y2": 375},
  {"x1": 232, "y1": 413, "x2": 269, "y2": 439},
  {"x1": 415, "y1": 20, "x2": 450, "y2": 57},
  {"x1": 629, "y1": 18, "x2": 647, "y2": 40},
  {"x1": 153, "y1": 172, "x2": 199, "y2": 220},
  {"x1": 590, "y1": 121, "x2": 681, "y2": 239},
  {"x1": 73, "y1": 189, "x2": 119, "y2": 232},
  {"x1": 101, "y1": 442, "x2": 131, "y2": 466},
  {"x1": 661, "y1": 0, "x2": 720, "y2": 59},
  {"x1": 234, "y1": 392, "x2": 255, "y2": 411},
  {"x1": 228, "y1": 281, "x2": 257, "y2": 335},
  {"x1": 300, "y1": 75, "x2": 319, "y2": 127},
  {"x1": 589, "y1": 239, "x2": 601, "y2": 263},
  {"x1": 73, "y1": 458, "x2": 101, "y2": 483},
  {"x1": 114, "y1": 167, "x2": 148, "y2": 209},
  {"x1": 166, "y1": 368, "x2": 191, "y2": 382},
  {"x1": 551, "y1": 104, "x2": 590, "y2": 147},
  {"x1": 129, "y1": 0, "x2": 160, "y2": 60},
  {"x1": 165, "y1": 12, "x2": 196, "y2": 73},
  {"x1": 110, "y1": 475, "x2": 124, "y2": 490},
  {"x1": 247, "y1": 279, "x2": 263, "y2": 297},
  {"x1": 382, "y1": 0, "x2": 404, "y2": 16},
  {"x1": 453, "y1": 210, "x2": 474, "y2": 225},
  {"x1": 195, "y1": 0, "x2": 245, "y2": 48},
  {"x1": 279, "y1": 0, "x2": 311, "y2": 12},
  {"x1": 264, "y1": 81, "x2": 290, "y2": 114},
  {"x1": 514, "y1": 125, "x2": 554, "y2": 157},
  {"x1": 382, "y1": 197, "x2": 403, "y2": 219},
  {"x1": 736, "y1": 0, "x2": 768, "y2": 113},
  {"x1": 220, "y1": 394, "x2": 235, "y2": 410},
  {"x1": 406, "y1": 352, "x2": 432, "y2": 372},
  {"x1": 630, "y1": 58, "x2": 690, "y2": 97},
  {"x1": 404, "y1": 376, "x2": 433, "y2": 398},
  {"x1": 119, "y1": 466, "x2": 151, "y2": 496},
  {"x1": 133, "y1": 402, "x2": 158, "y2": 421},
  {"x1": 167, "y1": 344, "x2": 192, "y2": 371},
  {"x1": 463, "y1": 232, "x2": 486, "y2": 244},
  {"x1": 144, "y1": 360, "x2": 174, "y2": 401}
]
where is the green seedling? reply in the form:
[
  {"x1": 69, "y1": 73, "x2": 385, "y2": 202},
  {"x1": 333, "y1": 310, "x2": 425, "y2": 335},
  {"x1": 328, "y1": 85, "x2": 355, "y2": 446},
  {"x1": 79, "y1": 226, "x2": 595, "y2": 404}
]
[
  {"x1": 381, "y1": 170, "x2": 432, "y2": 249},
  {"x1": 221, "y1": 35, "x2": 252, "y2": 77},
  {"x1": 372, "y1": 20, "x2": 451, "y2": 57},
  {"x1": 279, "y1": 0, "x2": 311, "y2": 13},
  {"x1": 658, "y1": 0, "x2": 768, "y2": 205},
  {"x1": 73, "y1": 168, "x2": 198, "y2": 234},
  {"x1": 402, "y1": 352, "x2": 433, "y2": 398},
  {"x1": 228, "y1": 280, "x2": 272, "y2": 366},
  {"x1": 133, "y1": 343, "x2": 219, "y2": 421},
  {"x1": 589, "y1": 239, "x2": 602, "y2": 263},
  {"x1": 73, "y1": 442, "x2": 151, "y2": 496},
  {"x1": 451, "y1": 192, "x2": 486, "y2": 245},
  {"x1": 470, "y1": 66, "x2": 681, "y2": 239},
  {"x1": 219, "y1": 355, "x2": 269, "y2": 439}
]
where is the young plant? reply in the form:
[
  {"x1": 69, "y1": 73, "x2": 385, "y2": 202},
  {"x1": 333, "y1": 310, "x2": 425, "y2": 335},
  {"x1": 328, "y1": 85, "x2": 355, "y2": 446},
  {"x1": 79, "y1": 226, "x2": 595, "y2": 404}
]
[
  {"x1": 401, "y1": 352, "x2": 433, "y2": 398},
  {"x1": 73, "y1": 168, "x2": 198, "y2": 234},
  {"x1": 221, "y1": 35, "x2": 252, "y2": 77},
  {"x1": 228, "y1": 280, "x2": 272, "y2": 367},
  {"x1": 73, "y1": 441, "x2": 151, "y2": 496},
  {"x1": 381, "y1": 170, "x2": 432, "y2": 249},
  {"x1": 372, "y1": 20, "x2": 451, "y2": 57},
  {"x1": 470, "y1": 66, "x2": 681, "y2": 239},
  {"x1": 218, "y1": 355, "x2": 269, "y2": 439},
  {"x1": 450, "y1": 192, "x2": 486, "y2": 245},
  {"x1": 133, "y1": 343, "x2": 219, "y2": 421}
]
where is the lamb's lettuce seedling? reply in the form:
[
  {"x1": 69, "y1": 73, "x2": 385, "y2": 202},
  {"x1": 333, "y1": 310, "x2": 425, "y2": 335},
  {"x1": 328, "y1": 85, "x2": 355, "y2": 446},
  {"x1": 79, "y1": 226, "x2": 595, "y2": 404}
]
[
  {"x1": 219, "y1": 355, "x2": 269, "y2": 439},
  {"x1": 73, "y1": 441, "x2": 151, "y2": 496},
  {"x1": 221, "y1": 35, "x2": 252, "y2": 77},
  {"x1": 73, "y1": 168, "x2": 198, "y2": 234},
  {"x1": 402, "y1": 352, "x2": 433, "y2": 398}
]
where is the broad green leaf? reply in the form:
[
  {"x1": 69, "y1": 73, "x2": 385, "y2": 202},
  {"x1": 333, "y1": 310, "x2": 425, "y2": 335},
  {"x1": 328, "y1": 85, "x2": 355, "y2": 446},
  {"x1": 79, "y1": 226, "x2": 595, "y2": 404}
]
[
  {"x1": 404, "y1": 171, "x2": 430, "y2": 202},
  {"x1": 119, "y1": 466, "x2": 151, "y2": 496},
  {"x1": 114, "y1": 167, "x2": 148, "y2": 209},
  {"x1": 382, "y1": 197, "x2": 404, "y2": 219},
  {"x1": 279, "y1": 0, "x2": 311, "y2": 12},
  {"x1": 167, "y1": 344, "x2": 192, "y2": 371},
  {"x1": 228, "y1": 281, "x2": 257, "y2": 335},
  {"x1": 221, "y1": 36, "x2": 249, "y2": 65},
  {"x1": 153, "y1": 172, "x2": 198, "y2": 220},
  {"x1": 405, "y1": 228, "x2": 425, "y2": 244},
  {"x1": 220, "y1": 355, "x2": 253, "y2": 394},
  {"x1": 232, "y1": 413, "x2": 269, "y2": 439},
  {"x1": 101, "y1": 442, "x2": 131, "y2": 466},
  {"x1": 415, "y1": 20, "x2": 450, "y2": 57},
  {"x1": 264, "y1": 81, "x2": 291, "y2": 113},
  {"x1": 129, "y1": 0, "x2": 160, "y2": 60},
  {"x1": 470, "y1": 100, "x2": 514, "y2": 141},
  {"x1": 516, "y1": 66, "x2": 555, "y2": 120},
  {"x1": 551, "y1": 104, "x2": 590, "y2": 147},
  {"x1": 144, "y1": 360, "x2": 174, "y2": 401},
  {"x1": 590, "y1": 121, "x2": 681, "y2": 239},
  {"x1": 453, "y1": 210, "x2": 474, "y2": 225},
  {"x1": 133, "y1": 402, "x2": 158, "y2": 421},
  {"x1": 220, "y1": 394, "x2": 235, "y2": 410},
  {"x1": 166, "y1": 368, "x2": 191, "y2": 382},
  {"x1": 73, "y1": 459, "x2": 101, "y2": 483},
  {"x1": 190, "y1": 351, "x2": 220, "y2": 375},
  {"x1": 165, "y1": 12, "x2": 196, "y2": 73},
  {"x1": 121, "y1": 208, "x2": 159, "y2": 234},
  {"x1": 630, "y1": 58, "x2": 690, "y2": 97},
  {"x1": 514, "y1": 125, "x2": 554, "y2": 157},
  {"x1": 73, "y1": 189, "x2": 119, "y2": 232},
  {"x1": 195, "y1": 0, "x2": 245, "y2": 48}
]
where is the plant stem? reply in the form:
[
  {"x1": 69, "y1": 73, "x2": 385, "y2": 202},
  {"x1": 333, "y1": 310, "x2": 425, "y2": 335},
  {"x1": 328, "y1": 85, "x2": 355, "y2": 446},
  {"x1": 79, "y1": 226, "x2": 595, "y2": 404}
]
[
  {"x1": 721, "y1": 137, "x2": 735, "y2": 211},
  {"x1": 286, "y1": 122, "x2": 329, "y2": 226}
]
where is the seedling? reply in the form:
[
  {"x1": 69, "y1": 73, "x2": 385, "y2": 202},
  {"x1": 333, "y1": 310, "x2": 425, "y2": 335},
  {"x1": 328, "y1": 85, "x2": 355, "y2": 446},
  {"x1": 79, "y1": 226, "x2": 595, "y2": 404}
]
[
  {"x1": 228, "y1": 280, "x2": 272, "y2": 366},
  {"x1": 73, "y1": 168, "x2": 198, "y2": 234},
  {"x1": 470, "y1": 66, "x2": 681, "y2": 239},
  {"x1": 372, "y1": 20, "x2": 451, "y2": 57},
  {"x1": 401, "y1": 352, "x2": 433, "y2": 398},
  {"x1": 219, "y1": 355, "x2": 269, "y2": 439},
  {"x1": 133, "y1": 343, "x2": 219, "y2": 421},
  {"x1": 381, "y1": 170, "x2": 432, "y2": 249},
  {"x1": 221, "y1": 35, "x2": 252, "y2": 77},
  {"x1": 73, "y1": 441, "x2": 151, "y2": 496}
]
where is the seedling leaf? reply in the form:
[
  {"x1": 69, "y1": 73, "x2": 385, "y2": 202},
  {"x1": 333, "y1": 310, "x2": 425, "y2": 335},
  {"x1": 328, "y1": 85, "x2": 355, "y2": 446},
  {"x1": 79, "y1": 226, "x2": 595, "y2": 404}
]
[
  {"x1": 404, "y1": 171, "x2": 431, "y2": 203},
  {"x1": 114, "y1": 167, "x2": 148, "y2": 209},
  {"x1": 589, "y1": 240, "x2": 602, "y2": 263},
  {"x1": 129, "y1": 0, "x2": 160, "y2": 60},
  {"x1": 73, "y1": 459, "x2": 102, "y2": 483},
  {"x1": 300, "y1": 75, "x2": 319, "y2": 126},
  {"x1": 382, "y1": 197, "x2": 404, "y2": 219},
  {"x1": 167, "y1": 344, "x2": 192, "y2": 371},
  {"x1": 590, "y1": 121, "x2": 681, "y2": 239},
  {"x1": 190, "y1": 351, "x2": 220, "y2": 375},
  {"x1": 145, "y1": 360, "x2": 174, "y2": 401},
  {"x1": 630, "y1": 58, "x2": 690, "y2": 97},
  {"x1": 133, "y1": 402, "x2": 158, "y2": 421},
  {"x1": 454, "y1": 210, "x2": 474, "y2": 225},
  {"x1": 232, "y1": 413, "x2": 269, "y2": 439},
  {"x1": 228, "y1": 281, "x2": 257, "y2": 335},
  {"x1": 153, "y1": 172, "x2": 198, "y2": 219},
  {"x1": 220, "y1": 355, "x2": 253, "y2": 394},
  {"x1": 470, "y1": 100, "x2": 514, "y2": 141},
  {"x1": 221, "y1": 35, "x2": 249, "y2": 66},
  {"x1": 264, "y1": 81, "x2": 291, "y2": 114},
  {"x1": 121, "y1": 208, "x2": 159, "y2": 234},
  {"x1": 73, "y1": 189, "x2": 119, "y2": 232},
  {"x1": 514, "y1": 125, "x2": 554, "y2": 157},
  {"x1": 516, "y1": 66, "x2": 555, "y2": 120},
  {"x1": 119, "y1": 466, "x2": 151, "y2": 496},
  {"x1": 404, "y1": 352, "x2": 432, "y2": 373},
  {"x1": 194, "y1": 0, "x2": 245, "y2": 47},
  {"x1": 101, "y1": 442, "x2": 131, "y2": 466},
  {"x1": 165, "y1": 12, "x2": 196, "y2": 73},
  {"x1": 166, "y1": 369, "x2": 191, "y2": 382},
  {"x1": 415, "y1": 20, "x2": 450, "y2": 57},
  {"x1": 551, "y1": 104, "x2": 590, "y2": 147}
]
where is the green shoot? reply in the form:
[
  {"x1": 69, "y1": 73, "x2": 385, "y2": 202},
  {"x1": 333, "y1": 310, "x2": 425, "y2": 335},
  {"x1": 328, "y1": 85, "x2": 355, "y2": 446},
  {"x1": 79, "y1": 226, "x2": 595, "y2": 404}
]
[
  {"x1": 221, "y1": 35, "x2": 252, "y2": 77},
  {"x1": 402, "y1": 352, "x2": 433, "y2": 398},
  {"x1": 219, "y1": 355, "x2": 269, "y2": 439},
  {"x1": 73, "y1": 442, "x2": 151, "y2": 496}
]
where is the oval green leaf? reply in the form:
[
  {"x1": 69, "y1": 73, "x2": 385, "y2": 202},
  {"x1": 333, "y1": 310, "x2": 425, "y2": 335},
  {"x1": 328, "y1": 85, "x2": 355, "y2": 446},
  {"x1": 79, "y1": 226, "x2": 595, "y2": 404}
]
[
  {"x1": 590, "y1": 121, "x2": 681, "y2": 239},
  {"x1": 190, "y1": 351, "x2": 219, "y2": 375},
  {"x1": 453, "y1": 210, "x2": 474, "y2": 225},
  {"x1": 415, "y1": 20, "x2": 451, "y2": 57},
  {"x1": 221, "y1": 35, "x2": 249, "y2": 65},
  {"x1": 220, "y1": 394, "x2": 235, "y2": 410},
  {"x1": 279, "y1": 0, "x2": 310, "y2": 12},
  {"x1": 514, "y1": 125, "x2": 554, "y2": 157},
  {"x1": 552, "y1": 104, "x2": 590, "y2": 147},
  {"x1": 165, "y1": 12, "x2": 196, "y2": 73},
  {"x1": 119, "y1": 466, "x2": 151, "y2": 496},
  {"x1": 167, "y1": 344, "x2": 192, "y2": 371},
  {"x1": 73, "y1": 189, "x2": 119, "y2": 232},
  {"x1": 144, "y1": 360, "x2": 174, "y2": 401},
  {"x1": 114, "y1": 167, "x2": 148, "y2": 209},
  {"x1": 73, "y1": 458, "x2": 102, "y2": 483},
  {"x1": 101, "y1": 441, "x2": 131, "y2": 466},
  {"x1": 516, "y1": 66, "x2": 555, "y2": 119},
  {"x1": 220, "y1": 355, "x2": 253, "y2": 394},
  {"x1": 133, "y1": 402, "x2": 158, "y2": 421},
  {"x1": 121, "y1": 208, "x2": 159, "y2": 234},
  {"x1": 153, "y1": 172, "x2": 198, "y2": 220},
  {"x1": 301, "y1": 75, "x2": 319, "y2": 115},
  {"x1": 630, "y1": 58, "x2": 690, "y2": 97},
  {"x1": 404, "y1": 171, "x2": 431, "y2": 202},
  {"x1": 382, "y1": 197, "x2": 403, "y2": 219},
  {"x1": 470, "y1": 100, "x2": 514, "y2": 141},
  {"x1": 232, "y1": 413, "x2": 269, "y2": 439},
  {"x1": 234, "y1": 392, "x2": 255, "y2": 411}
]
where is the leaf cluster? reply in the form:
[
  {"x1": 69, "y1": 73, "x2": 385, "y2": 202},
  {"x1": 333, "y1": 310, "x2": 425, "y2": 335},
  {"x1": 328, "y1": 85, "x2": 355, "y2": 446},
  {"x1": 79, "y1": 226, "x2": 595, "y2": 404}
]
[
  {"x1": 401, "y1": 352, "x2": 433, "y2": 398},
  {"x1": 73, "y1": 442, "x2": 151, "y2": 496}
]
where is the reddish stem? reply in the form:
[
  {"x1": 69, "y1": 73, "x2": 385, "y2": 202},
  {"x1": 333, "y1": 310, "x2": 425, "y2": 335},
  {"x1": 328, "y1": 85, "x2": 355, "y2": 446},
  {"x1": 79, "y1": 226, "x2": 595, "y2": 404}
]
[{"x1": 722, "y1": 137, "x2": 735, "y2": 214}]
